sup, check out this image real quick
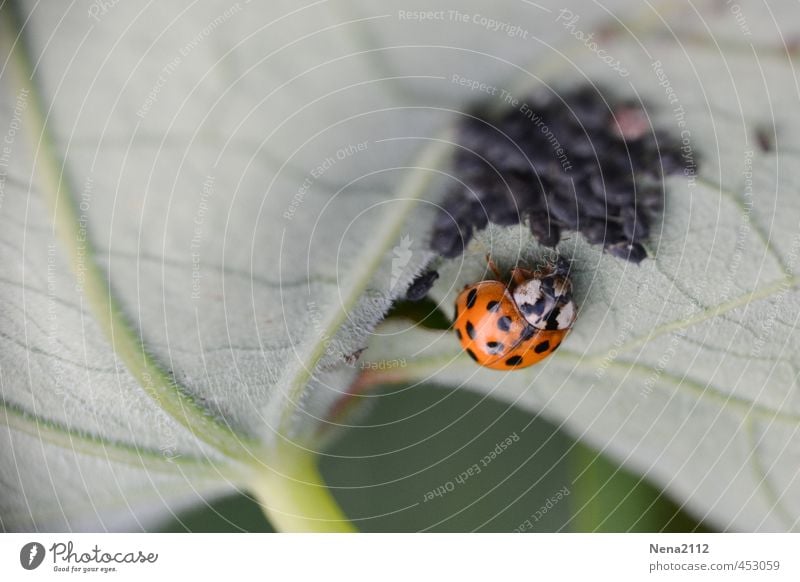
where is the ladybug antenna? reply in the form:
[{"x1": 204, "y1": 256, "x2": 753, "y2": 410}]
[{"x1": 485, "y1": 254, "x2": 504, "y2": 280}]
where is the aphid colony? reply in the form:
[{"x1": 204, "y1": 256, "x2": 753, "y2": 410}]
[
  {"x1": 431, "y1": 86, "x2": 690, "y2": 264},
  {"x1": 413, "y1": 86, "x2": 695, "y2": 369}
]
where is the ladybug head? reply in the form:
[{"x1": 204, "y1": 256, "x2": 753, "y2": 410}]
[
  {"x1": 512, "y1": 278, "x2": 555, "y2": 328},
  {"x1": 512, "y1": 271, "x2": 576, "y2": 330}
]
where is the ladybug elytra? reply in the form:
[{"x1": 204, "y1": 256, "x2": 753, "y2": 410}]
[{"x1": 454, "y1": 256, "x2": 576, "y2": 370}]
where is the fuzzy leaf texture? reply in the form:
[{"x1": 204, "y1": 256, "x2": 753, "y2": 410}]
[{"x1": 1, "y1": 0, "x2": 799, "y2": 532}]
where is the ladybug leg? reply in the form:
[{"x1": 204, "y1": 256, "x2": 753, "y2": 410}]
[
  {"x1": 544, "y1": 256, "x2": 572, "y2": 278},
  {"x1": 532, "y1": 256, "x2": 570, "y2": 279},
  {"x1": 485, "y1": 254, "x2": 504, "y2": 281},
  {"x1": 538, "y1": 257, "x2": 574, "y2": 301},
  {"x1": 554, "y1": 256, "x2": 572, "y2": 276},
  {"x1": 509, "y1": 267, "x2": 536, "y2": 286},
  {"x1": 554, "y1": 279, "x2": 573, "y2": 303}
]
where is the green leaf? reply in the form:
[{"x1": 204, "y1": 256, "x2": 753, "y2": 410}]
[
  {"x1": 362, "y1": 2, "x2": 800, "y2": 531},
  {"x1": 366, "y1": 209, "x2": 800, "y2": 531},
  {"x1": 9, "y1": 0, "x2": 632, "y2": 531},
  {"x1": 0, "y1": 0, "x2": 462, "y2": 530},
  {"x1": 4, "y1": 0, "x2": 798, "y2": 532}
]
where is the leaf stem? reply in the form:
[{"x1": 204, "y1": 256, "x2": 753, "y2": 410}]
[
  {"x1": 0, "y1": 4, "x2": 254, "y2": 461},
  {"x1": 1, "y1": 399, "x2": 234, "y2": 478},
  {"x1": 248, "y1": 440, "x2": 357, "y2": 532},
  {"x1": 278, "y1": 135, "x2": 454, "y2": 434}
]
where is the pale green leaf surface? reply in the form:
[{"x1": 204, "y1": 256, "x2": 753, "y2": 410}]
[
  {"x1": 2, "y1": 0, "x2": 636, "y2": 530},
  {"x1": 361, "y1": 2, "x2": 800, "y2": 531},
  {"x1": 3, "y1": 0, "x2": 797, "y2": 531}
]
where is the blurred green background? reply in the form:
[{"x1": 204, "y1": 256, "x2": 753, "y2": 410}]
[
  {"x1": 160, "y1": 300, "x2": 711, "y2": 533},
  {"x1": 160, "y1": 386, "x2": 709, "y2": 532}
]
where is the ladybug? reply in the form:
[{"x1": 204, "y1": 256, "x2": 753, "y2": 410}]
[{"x1": 453, "y1": 256, "x2": 577, "y2": 370}]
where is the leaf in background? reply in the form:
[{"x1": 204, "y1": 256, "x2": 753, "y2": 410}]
[
  {"x1": 3, "y1": 0, "x2": 797, "y2": 532},
  {"x1": 361, "y1": 1, "x2": 800, "y2": 532},
  {"x1": 1, "y1": 0, "x2": 640, "y2": 531}
]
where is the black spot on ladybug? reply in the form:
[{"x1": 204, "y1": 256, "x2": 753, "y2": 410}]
[
  {"x1": 429, "y1": 86, "x2": 695, "y2": 263},
  {"x1": 497, "y1": 316, "x2": 512, "y2": 332},
  {"x1": 520, "y1": 325, "x2": 537, "y2": 341},
  {"x1": 487, "y1": 300, "x2": 500, "y2": 312},
  {"x1": 486, "y1": 341, "x2": 504, "y2": 354},
  {"x1": 455, "y1": 328, "x2": 463, "y2": 340},
  {"x1": 466, "y1": 348, "x2": 479, "y2": 362},
  {"x1": 466, "y1": 321, "x2": 476, "y2": 339},
  {"x1": 534, "y1": 340, "x2": 551, "y2": 354},
  {"x1": 520, "y1": 301, "x2": 546, "y2": 316},
  {"x1": 545, "y1": 308, "x2": 561, "y2": 330},
  {"x1": 505, "y1": 355, "x2": 524, "y2": 366},
  {"x1": 466, "y1": 288, "x2": 478, "y2": 308},
  {"x1": 539, "y1": 278, "x2": 555, "y2": 295},
  {"x1": 405, "y1": 269, "x2": 439, "y2": 302}
]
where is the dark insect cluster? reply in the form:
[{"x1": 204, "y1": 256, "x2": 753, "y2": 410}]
[
  {"x1": 404, "y1": 269, "x2": 439, "y2": 302},
  {"x1": 430, "y1": 86, "x2": 693, "y2": 263}
]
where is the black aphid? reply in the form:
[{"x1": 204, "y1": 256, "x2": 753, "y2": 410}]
[
  {"x1": 404, "y1": 269, "x2": 440, "y2": 302},
  {"x1": 430, "y1": 86, "x2": 694, "y2": 263}
]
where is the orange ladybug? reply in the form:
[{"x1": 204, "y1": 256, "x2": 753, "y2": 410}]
[{"x1": 454, "y1": 256, "x2": 576, "y2": 370}]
